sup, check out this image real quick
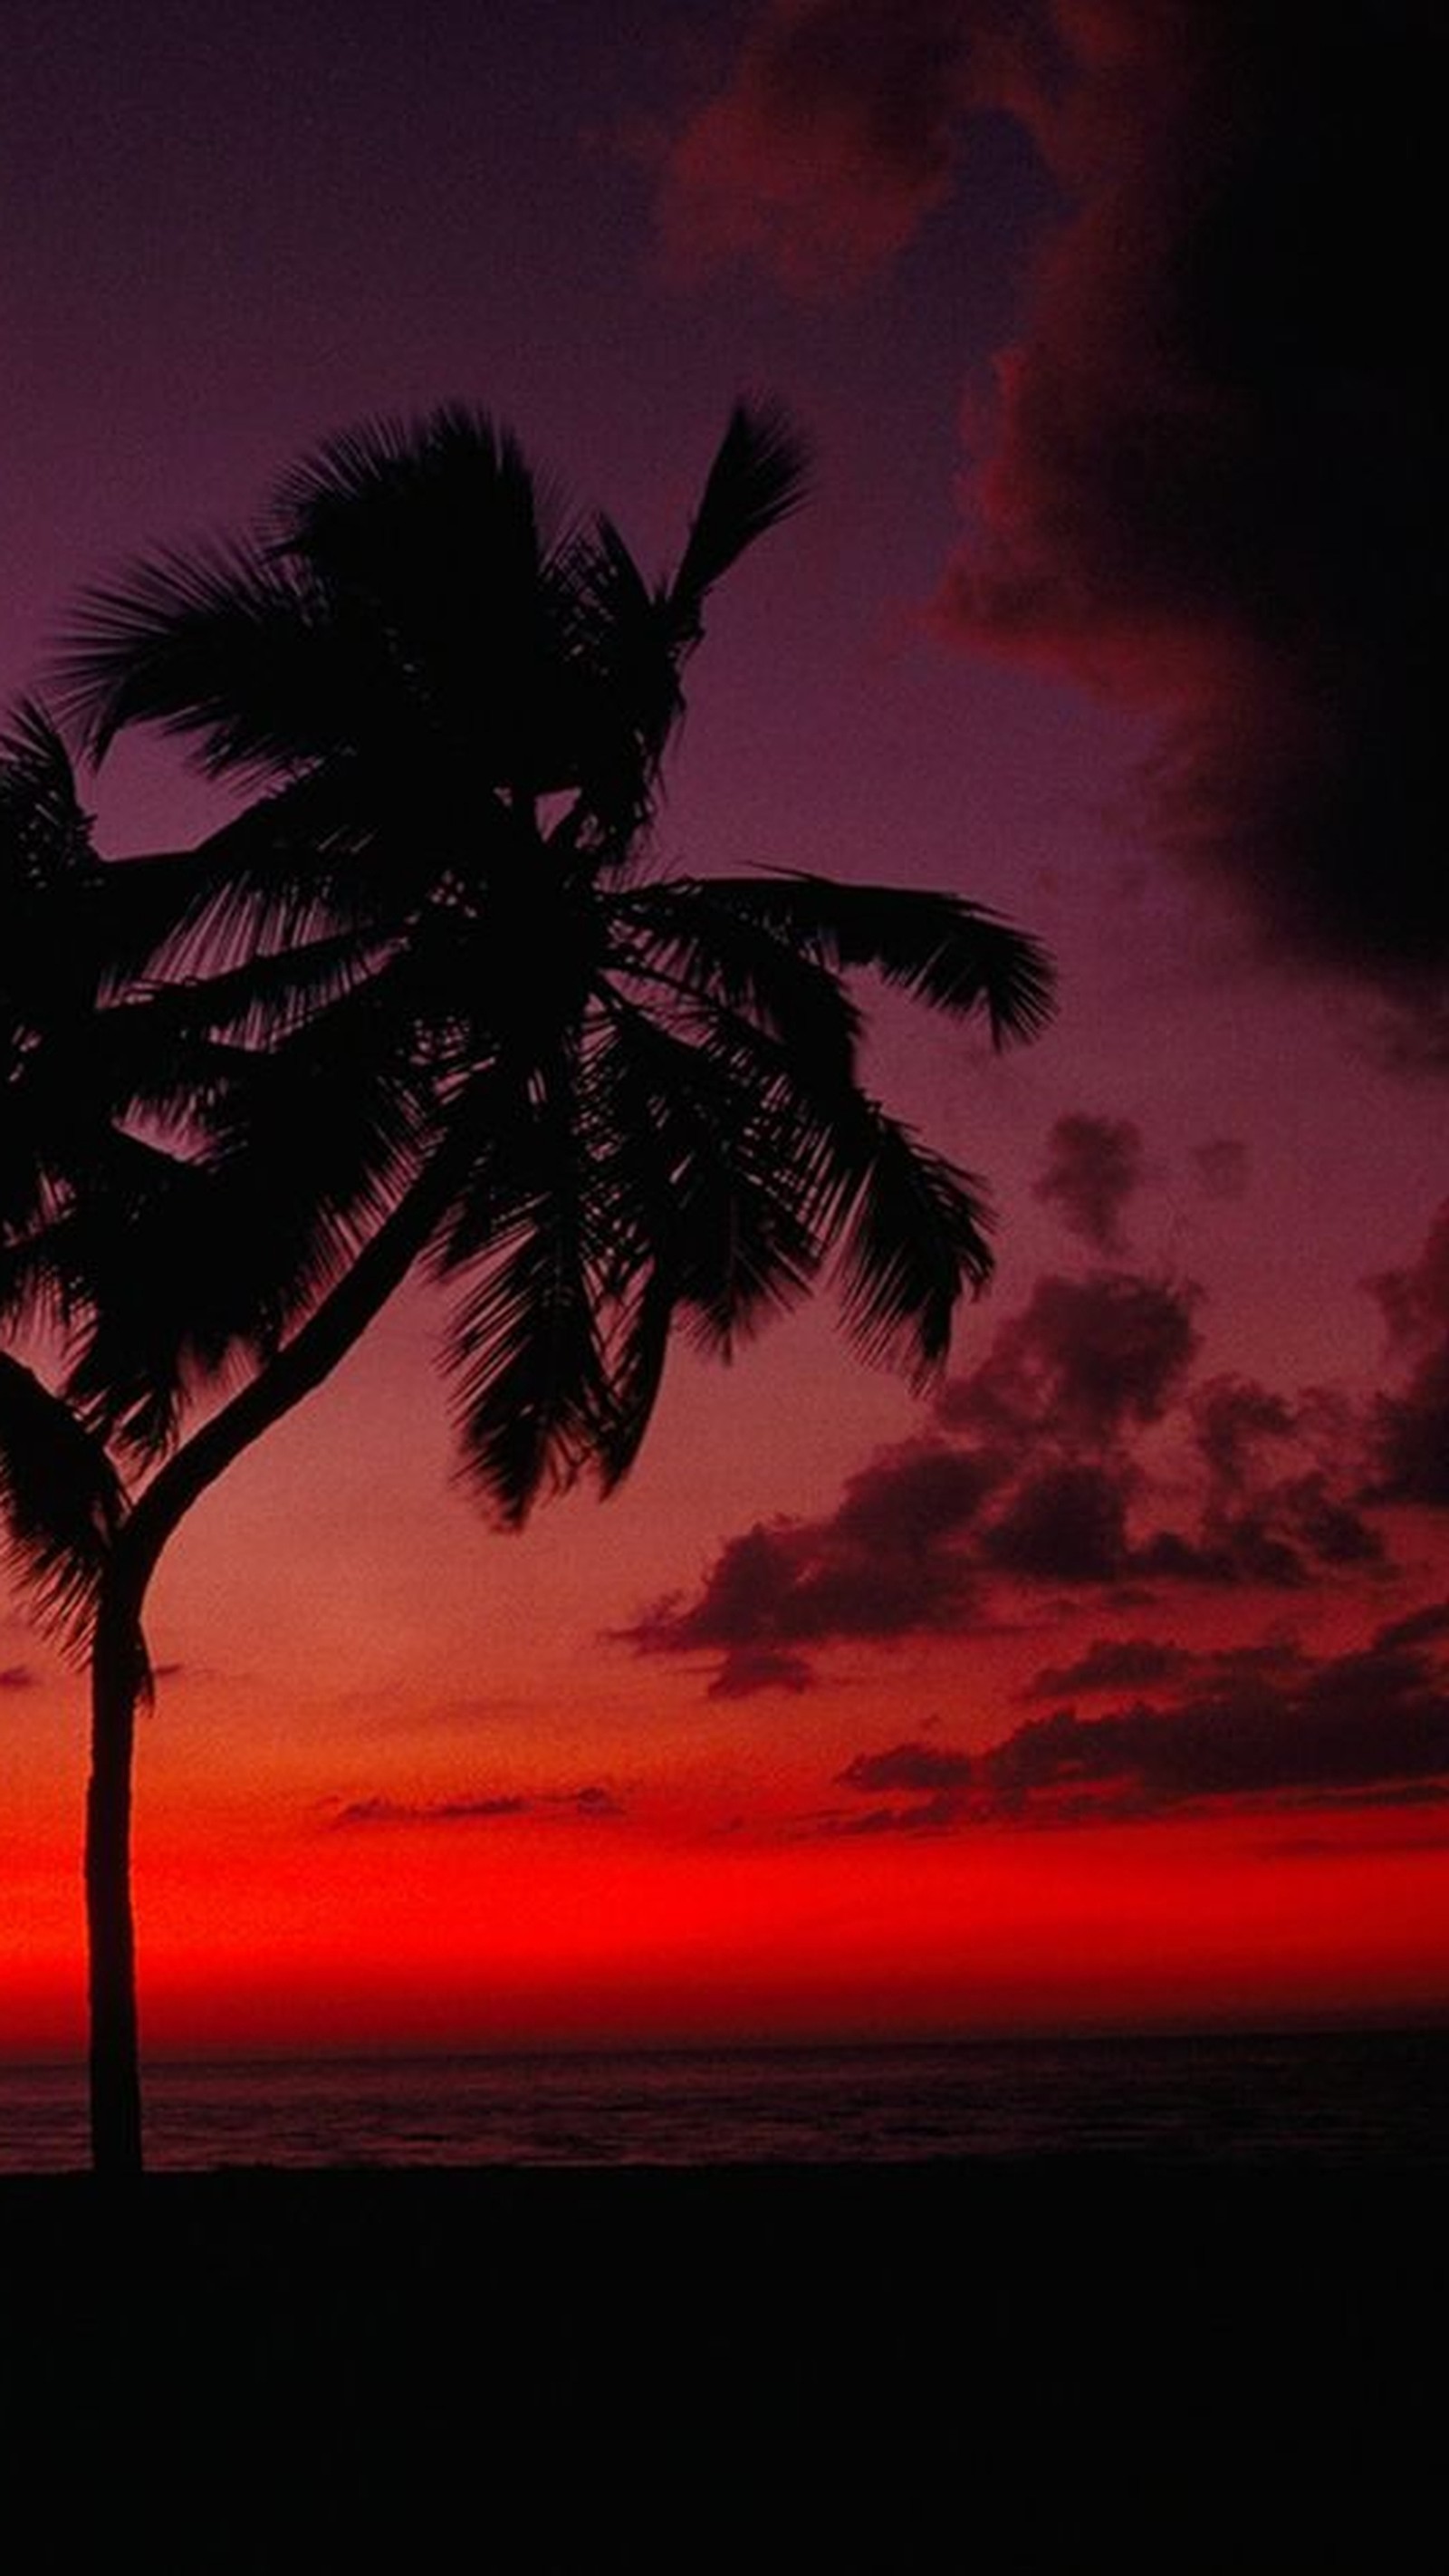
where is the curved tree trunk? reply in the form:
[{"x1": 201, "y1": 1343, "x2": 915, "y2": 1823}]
[
  {"x1": 85, "y1": 1579, "x2": 149, "y2": 2178},
  {"x1": 79, "y1": 1125, "x2": 479, "y2": 2172}
]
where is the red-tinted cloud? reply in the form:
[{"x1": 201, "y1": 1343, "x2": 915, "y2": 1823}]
[
  {"x1": 1032, "y1": 1111, "x2": 1144, "y2": 1254},
  {"x1": 1021, "y1": 1635, "x2": 1196, "y2": 1701},
  {"x1": 836, "y1": 1738, "x2": 974, "y2": 1793},
  {"x1": 654, "y1": 0, "x2": 1016, "y2": 291}
]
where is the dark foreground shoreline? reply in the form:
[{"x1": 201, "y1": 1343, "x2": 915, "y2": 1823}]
[{"x1": 3, "y1": 2161, "x2": 1440, "y2": 2571}]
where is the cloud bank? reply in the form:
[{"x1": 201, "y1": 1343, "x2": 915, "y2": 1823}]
[
  {"x1": 657, "y1": 0, "x2": 1443, "y2": 1040},
  {"x1": 824, "y1": 1608, "x2": 1449, "y2": 1832},
  {"x1": 626, "y1": 1200, "x2": 1432, "y2": 1697}
]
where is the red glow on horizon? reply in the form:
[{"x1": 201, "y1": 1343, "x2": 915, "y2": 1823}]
[{"x1": 6, "y1": 1799, "x2": 1446, "y2": 2062}]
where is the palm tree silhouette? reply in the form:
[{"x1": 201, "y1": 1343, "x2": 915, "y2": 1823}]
[{"x1": 2, "y1": 403, "x2": 1054, "y2": 2172}]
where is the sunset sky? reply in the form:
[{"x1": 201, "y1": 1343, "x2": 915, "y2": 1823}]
[{"x1": 2, "y1": 0, "x2": 1444, "y2": 2058}]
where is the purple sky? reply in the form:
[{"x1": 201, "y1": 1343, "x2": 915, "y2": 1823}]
[{"x1": 4, "y1": 1, "x2": 1445, "y2": 2049}]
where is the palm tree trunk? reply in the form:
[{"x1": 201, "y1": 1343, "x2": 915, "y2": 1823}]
[
  {"x1": 85, "y1": 1580, "x2": 149, "y2": 2178},
  {"x1": 79, "y1": 1127, "x2": 477, "y2": 2172}
]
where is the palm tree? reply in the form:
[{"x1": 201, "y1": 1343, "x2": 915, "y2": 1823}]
[{"x1": 2, "y1": 402, "x2": 1054, "y2": 2173}]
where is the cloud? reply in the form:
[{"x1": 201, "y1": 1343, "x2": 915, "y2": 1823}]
[
  {"x1": 705, "y1": 1645, "x2": 815, "y2": 1700},
  {"x1": 939, "y1": 1269, "x2": 1201, "y2": 1445},
  {"x1": 652, "y1": 0, "x2": 1012, "y2": 291},
  {"x1": 832, "y1": 1606, "x2": 1449, "y2": 1829},
  {"x1": 935, "y1": 0, "x2": 1444, "y2": 1033},
  {"x1": 979, "y1": 1458, "x2": 1132, "y2": 1582},
  {"x1": 1367, "y1": 1203, "x2": 1449, "y2": 1507},
  {"x1": 1021, "y1": 1636, "x2": 1197, "y2": 1700},
  {"x1": 1032, "y1": 1112, "x2": 1145, "y2": 1254},
  {"x1": 622, "y1": 1433, "x2": 993, "y2": 1696},
  {"x1": 1189, "y1": 1377, "x2": 1297, "y2": 1491},
  {"x1": 549, "y1": 1783, "x2": 627, "y2": 1819},
  {"x1": 835, "y1": 1737, "x2": 974, "y2": 1793},
  {"x1": 331, "y1": 1784, "x2": 624, "y2": 1829},
  {"x1": 812, "y1": 1789, "x2": 969, "y2": 1836},
  {"x1": 0, "y1": 1664, "x2": 38, "y2": 1689},
  {"x1": 627, "y1": 1242, "x2": 1393, "y2": 1693},
  {"x1": 653, "y1": 2, "x2": 1443, "y2": 1037},
  {"x1": 332, "y1": 1793, "x2": 530, "y2": 1828},
  {"x1": 981, "y1": 1620, "x2": 1449, "y2": 1820},
  {"x1": 1375, "y1": 1600, "x2": 1449, "y2": 1654}
]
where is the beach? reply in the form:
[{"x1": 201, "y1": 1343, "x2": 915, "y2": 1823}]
[{"x1": 3, "y1": 2161, "x2": 1437, "y2": 2571}]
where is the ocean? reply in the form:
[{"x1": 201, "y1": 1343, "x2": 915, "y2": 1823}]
[{"x1": 2, "y1": 2023, "x2": 1445, "y2": 2171}]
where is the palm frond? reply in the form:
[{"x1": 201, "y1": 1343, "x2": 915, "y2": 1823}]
[
  {"x1": 820, "y1": 1098, "x2": 996, "y2": 1387},
  {"x1": 274, "y1": 404, "x2": 559, "y2": 579},
  {"x1": 57, "y1": 537, "x2": 347, "y2": 776},
  {"x1": 549, "y1": 516, "x2": 680, "y2": 838},
  {"x1": 666, "y1": 403, "x2": 812, "y2": 644},
  {"x1": 609, "y1": 880, "x2": 861, "y2": 1082},
  {"x1": 438, "y1": 1060, "x2": 613, "y2": 1525},
  {"x1": 690, "y1": 872, "x2": 1057, "y2": 1047},
  {"x1": 276, "y1": 407, "x2": 583, "y2": 800},
  {"x1": 591, "y1": 1255, "x2": 677, "y2": 1495},
  {"x1": 0, "y1": 1353, "x2": 127, "y2": 1654},
  {"x1": 0, "y1": 699, "x2": 95, "y2": 875},
  {"x1": 591, "y1": 999, "x2": 820, "y2": 1356},
  {"x1": 1, "y1": 701, "x2": 106, "y2": 1046}
]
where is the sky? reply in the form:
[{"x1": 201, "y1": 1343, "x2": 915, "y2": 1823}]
[{"x1": 2, "y1": 0, "x2": 1445, "y2": 2058}]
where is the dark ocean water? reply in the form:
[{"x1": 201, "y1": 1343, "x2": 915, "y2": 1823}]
[{"x1": 3, "y1": 2025, "x2": 1446, "y2": 2171}]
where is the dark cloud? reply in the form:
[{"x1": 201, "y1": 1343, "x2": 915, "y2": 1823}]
[
  {"x1": 834, "y1": 1737, "x2": 974, "y2": 1793},
  {"x1": 812, "y1": 1789, "x2": 968, "y2": 1836},
  {"x1": 1174, "y1": 1378, "x2": 1387, "y2": 1583},
  {"x1": 1133, "y1": 1485, "x2": 1385, "y2": 1591},
  {"x1": 0, "y1": 1663, "x2": 37, "y2": 1689},
  {"x1": 1190, "y1": 1376, "x2": 1297, "y2": 1491},
  {"x1": 940, "y1": 1270, "x2": 1201, "y2": 1446},
  {"x1": 1032, "y1": 1112, "x2": 1145, "y2": 1254},
  {"x1": 1367, "y1": 1203, "x2": 1449, "y2": 1506},
  {"x1": 549, "y1": 1783, "x2": 627, "y2": 1819},
  {"x1": 936, "y1": 0, "x2": 1444, "y2": 1032},
  {"x1": 833, "y1": 1605, "x2": 1449, "y2": 1829},
  {"x1": 1375, "y1": 1600, "x2": 1449, "y2": 1654},
  {"x1": 1370, "y1": 1205, "x2": 1449, "y2": 1351},
  {"x1": 628, "y1": 1249, "x2": 1391, "y2": 1693},
  {"x1": 656, "y1": 2, "x2": 1444, "y2": 1034},
  {"x1": 1000, "y1": 1610, "x2": 1449, "y2": 1814},
  {"x1": 1022, "y1": 1637, "x2": 1198, "y2": 1700},
  {"x1": 705, "y1": 1645, "x2": 815, "y2": 1700},
  {"x1": 332, "y1": 1793, "x2": 531, "y2": 1828},
  {"x1": 331, "y1": 1785, "x2": 625, "y2": 1829},
  {"x1": 653, "y1": 0, "x2": 1017, "y2": 291},
  {"x1": 978, "y1": 1459, "x2": 1130, "y2": 1582},
  {"x1": 976, "y1": 1670, "x2": 1449, "y2": 1819},
  {"x1": 623, "y1": 1434, "x2": 993, "y2": 1695},
  {"x1": 1371, "y1": 1351, "x2": 1449, "y2": 1510}
]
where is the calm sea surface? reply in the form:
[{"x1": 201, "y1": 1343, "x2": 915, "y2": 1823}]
[{"x1": 2, "y1": 2027, "x2": 1446, "y2": 2172}]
